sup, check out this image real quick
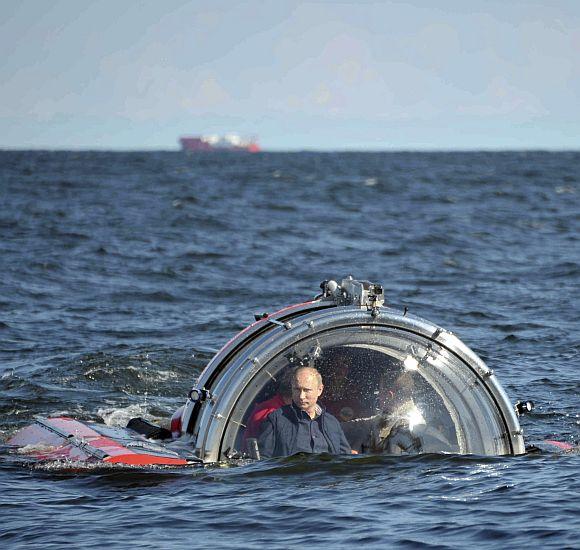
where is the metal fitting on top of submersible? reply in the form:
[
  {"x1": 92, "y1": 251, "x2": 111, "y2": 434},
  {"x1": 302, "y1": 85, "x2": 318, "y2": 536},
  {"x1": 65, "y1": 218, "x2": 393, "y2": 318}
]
[{"x1": 320, "y1": 276, "x2": 385, "y2": 309}]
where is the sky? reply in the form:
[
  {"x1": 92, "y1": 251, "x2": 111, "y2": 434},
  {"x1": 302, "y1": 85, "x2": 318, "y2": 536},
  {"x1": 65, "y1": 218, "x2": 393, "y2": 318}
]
[{"x1": 1, "y1": 0, "x2": 579, "y2": 150}]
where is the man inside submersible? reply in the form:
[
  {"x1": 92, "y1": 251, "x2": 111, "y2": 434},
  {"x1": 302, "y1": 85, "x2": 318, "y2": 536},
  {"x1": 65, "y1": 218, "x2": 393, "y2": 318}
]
[{"x1": 257, "y1": 366, "x2": 354, "y2": 458}]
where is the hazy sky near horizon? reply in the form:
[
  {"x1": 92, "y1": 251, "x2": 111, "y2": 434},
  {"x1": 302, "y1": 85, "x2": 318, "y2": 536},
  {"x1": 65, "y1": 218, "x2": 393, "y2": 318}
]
[{"x1": 2, "y1": 1, "x2": 579, "y2": 150}]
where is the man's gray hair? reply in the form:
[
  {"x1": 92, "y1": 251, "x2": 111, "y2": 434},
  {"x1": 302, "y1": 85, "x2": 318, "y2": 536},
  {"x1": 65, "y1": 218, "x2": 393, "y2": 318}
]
[{"x1": 292, "y1": 365, "x2": 323, "y2": 387}]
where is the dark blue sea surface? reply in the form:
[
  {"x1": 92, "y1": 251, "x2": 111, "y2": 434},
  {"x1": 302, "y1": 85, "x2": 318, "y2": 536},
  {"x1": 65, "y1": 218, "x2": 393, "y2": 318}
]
[{"x1": 0, "y1": 151, "x2": 578, "y2": 548}]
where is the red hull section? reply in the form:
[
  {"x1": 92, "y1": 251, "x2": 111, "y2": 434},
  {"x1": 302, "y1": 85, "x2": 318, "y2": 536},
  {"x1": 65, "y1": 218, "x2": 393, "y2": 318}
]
[
  {"x1": 8, "y1": 417, "x2": 193, "y2": 466},
  {"x1": 179, "y1": 137, "x2": 213, "y2": 151}
]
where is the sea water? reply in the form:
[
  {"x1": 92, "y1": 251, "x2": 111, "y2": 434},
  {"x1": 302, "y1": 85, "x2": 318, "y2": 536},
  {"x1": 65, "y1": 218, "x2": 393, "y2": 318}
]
[{"x1": 0, "y1": 151, "x2": 578, "y2": 548}]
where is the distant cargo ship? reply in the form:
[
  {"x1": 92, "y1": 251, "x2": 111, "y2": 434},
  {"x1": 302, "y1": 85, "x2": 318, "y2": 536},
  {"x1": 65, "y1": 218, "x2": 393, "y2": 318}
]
[{"x1": 179, "y1": 134, "x2": 260, "y2": 153}]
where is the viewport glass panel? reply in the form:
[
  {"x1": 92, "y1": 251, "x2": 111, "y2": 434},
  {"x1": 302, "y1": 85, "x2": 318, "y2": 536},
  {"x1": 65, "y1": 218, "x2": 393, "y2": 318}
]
[{"x1": 221, "y1": 326, "x2": 510, "y2": 457}]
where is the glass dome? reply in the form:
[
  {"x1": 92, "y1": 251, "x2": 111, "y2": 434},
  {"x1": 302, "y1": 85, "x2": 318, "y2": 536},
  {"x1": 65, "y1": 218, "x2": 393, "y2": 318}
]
[{"x1": 180, "y1": 279, "x2": 524, "y2": 462}]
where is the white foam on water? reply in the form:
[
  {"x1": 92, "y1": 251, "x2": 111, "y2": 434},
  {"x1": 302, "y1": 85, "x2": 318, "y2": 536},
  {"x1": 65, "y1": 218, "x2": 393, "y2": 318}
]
[
  {"x1": 17, "y1": 443, "x2": 60, "y2": 454},
  {"x1": 97, "y1": 403, "x2": 150, "y2": 427}
]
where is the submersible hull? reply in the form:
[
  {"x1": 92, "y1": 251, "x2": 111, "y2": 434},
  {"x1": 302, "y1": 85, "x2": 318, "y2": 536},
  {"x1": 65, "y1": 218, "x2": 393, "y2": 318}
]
[{"x1": 8, "y1": 278, "x2": 526, "y2": 466}]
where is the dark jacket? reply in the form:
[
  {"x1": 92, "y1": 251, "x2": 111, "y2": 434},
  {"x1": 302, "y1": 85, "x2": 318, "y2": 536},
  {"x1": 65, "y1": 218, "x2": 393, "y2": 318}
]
[{"x1": 258, "y1": 403, "x2": 352, "y2": 458}]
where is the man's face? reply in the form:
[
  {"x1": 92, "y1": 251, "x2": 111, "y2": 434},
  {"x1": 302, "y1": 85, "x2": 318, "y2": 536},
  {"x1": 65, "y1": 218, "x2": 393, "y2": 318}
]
[{"x1": 292, "y1": 370, "x2": 323, "y2": 414}]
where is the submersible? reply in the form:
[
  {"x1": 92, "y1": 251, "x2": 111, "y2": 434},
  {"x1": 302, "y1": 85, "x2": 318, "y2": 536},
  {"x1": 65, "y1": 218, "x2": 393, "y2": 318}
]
[
  {"x1": 8, "y1": 277, "x2": 526, "y2": 466},
  {"x1": 178, "y1": 277, "x2": 526, "y2": 462}
]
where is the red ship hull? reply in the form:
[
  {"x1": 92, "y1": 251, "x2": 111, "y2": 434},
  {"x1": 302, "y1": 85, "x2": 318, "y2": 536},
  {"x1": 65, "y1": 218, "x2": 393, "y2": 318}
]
[{"x1": 180, "y1": 136, "x2": 260, "y2": 153}]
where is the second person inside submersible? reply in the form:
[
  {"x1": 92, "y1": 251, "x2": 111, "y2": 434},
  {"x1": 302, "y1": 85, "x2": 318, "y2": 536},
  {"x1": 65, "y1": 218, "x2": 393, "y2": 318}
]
[{"x1": 257, "y1": 366, "x2": 354, "y2": 458}]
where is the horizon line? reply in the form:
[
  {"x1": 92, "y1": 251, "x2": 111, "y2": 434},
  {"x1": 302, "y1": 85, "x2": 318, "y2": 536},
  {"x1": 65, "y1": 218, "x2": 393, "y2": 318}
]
[{"x1": 1, "y1": 146, "x2": 579, "y2": 154}]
